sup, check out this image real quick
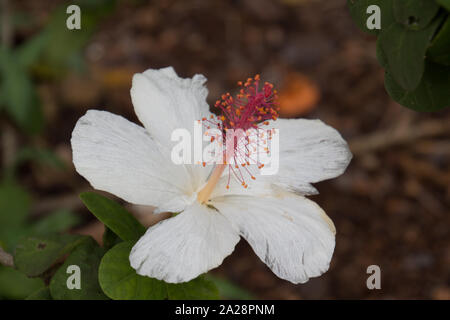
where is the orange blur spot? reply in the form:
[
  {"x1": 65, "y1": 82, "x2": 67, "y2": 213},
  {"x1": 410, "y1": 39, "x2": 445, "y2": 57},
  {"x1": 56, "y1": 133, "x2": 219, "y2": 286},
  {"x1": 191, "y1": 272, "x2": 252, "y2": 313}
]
[{"x1": 278, "y1": 72, "x2": 320, "y2": 117}]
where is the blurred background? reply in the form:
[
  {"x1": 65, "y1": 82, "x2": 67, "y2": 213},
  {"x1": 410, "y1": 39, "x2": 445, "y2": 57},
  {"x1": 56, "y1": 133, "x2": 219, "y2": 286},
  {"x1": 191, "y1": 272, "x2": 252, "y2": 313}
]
[{"x1": 0, "y1": 0, "x2": 449, "y2": 299}]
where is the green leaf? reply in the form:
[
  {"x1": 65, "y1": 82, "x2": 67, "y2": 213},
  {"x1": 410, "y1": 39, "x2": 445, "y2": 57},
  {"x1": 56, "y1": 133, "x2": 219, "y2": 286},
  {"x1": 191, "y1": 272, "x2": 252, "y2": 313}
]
[
  {"x1": 393, "y1": 0, "x2": 440, "y2": 30},
  {"x1": 25, "y1": 287, "x2": 52, "y2": 300},
  {"x1": 347, "y1": 0, "x2": 395, "y2": 35},
  {"x1": 379, "y1": 17, "x2": 443, "y2": 90},
  {"x1": 428, "y1": 16, "x2": 450, "y2": 65},
  {"x1": 14, "y1": 234, "x2": 87, "y2": 277},
  {"x1": 50, "y1": 237, "x2": 107, "y2": 300},
  {"x1": 205, "y1": 275, "x2": 254, "y2": 300},
  {"x1": 436, "y1": 0, "x2": 450, "y2": 12},
  {"x1": 385, "y1": 60, "x2": 450, "y2": 111},
  {"x1": 102, "y1": 226, "x2": 122, "y2": 250},
  {"x1": 167, "y1": 276, "x2": 220, "y2": 300},
  {"x1": 30, "y1": 209, "x2": 81, "y2": 236},
  {"x1": 0, "y1": 48, "x2": 43, "y2": 134},
  {"x1": 0, "y1": 266, "x2": 44, "y2": 299},
  {"x1": 80, "y1": 192, "x2": 145, "y2": 242},
  {"x1": 98, "y1": 241, "x2": 167, "y2": 300}
]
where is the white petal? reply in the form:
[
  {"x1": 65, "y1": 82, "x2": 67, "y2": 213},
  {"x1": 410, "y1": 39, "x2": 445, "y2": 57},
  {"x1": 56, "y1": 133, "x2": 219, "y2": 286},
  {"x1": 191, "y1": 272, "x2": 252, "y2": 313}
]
[
  {"x1": 210, "y1": 171, "x2": 318, "y2": 199},
  {"x1": 270, "y1": 118, "x2": 352, "y2": 193},
  {"x1": 209, "y1": 118, "x2": 349, "y2": 198},
  {"x1": 131, "y1": 67, "x2": 211, "y2": 143},
  {"x1": 71, "y1": 110, "x2": 193, "y2": 210},
  {"x1": 129, "y1": 202, "x2": 240, "y2": 283},
  {"x1": 211, "y1": 194, "x2": 335, "y2": 284},
  {"x1": 130, "y1": 67, "x2": 213, "y2": 190}
]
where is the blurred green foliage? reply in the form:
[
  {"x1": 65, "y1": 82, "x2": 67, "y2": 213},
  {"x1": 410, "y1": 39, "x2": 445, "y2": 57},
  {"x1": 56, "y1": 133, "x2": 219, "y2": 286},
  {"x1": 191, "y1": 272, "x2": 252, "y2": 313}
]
[
  {"x1": 347, "y1": 0, "x2": 450, "y2": 111},
  {"x1": 0, "y1": 0, "x2": 116, "y2": 299},
  {"x1": 0, "y1": 47, "x2": 43, "y2": 134},
  {"x1": 0, "y1": 0, "x2": 116, "y2": 134},
  {"x1": 32, "y1": 0, "x2": 116, "y2": 76},
  {"x1": 0, "y1": 179, "x2": 81, "y2": 253}
]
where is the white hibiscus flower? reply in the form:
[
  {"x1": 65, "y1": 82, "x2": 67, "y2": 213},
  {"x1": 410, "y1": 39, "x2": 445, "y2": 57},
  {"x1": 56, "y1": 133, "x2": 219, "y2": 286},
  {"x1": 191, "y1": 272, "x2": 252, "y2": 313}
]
[{"x1": 71, "y1": 67, "x2": 352, "y2": 284}]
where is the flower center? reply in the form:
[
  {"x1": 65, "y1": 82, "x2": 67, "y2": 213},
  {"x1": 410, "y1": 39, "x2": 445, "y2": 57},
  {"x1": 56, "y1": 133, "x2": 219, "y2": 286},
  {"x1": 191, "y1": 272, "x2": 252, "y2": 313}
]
[{"x1": 197, "y1": 75, "x2": 279, "y2": 203}]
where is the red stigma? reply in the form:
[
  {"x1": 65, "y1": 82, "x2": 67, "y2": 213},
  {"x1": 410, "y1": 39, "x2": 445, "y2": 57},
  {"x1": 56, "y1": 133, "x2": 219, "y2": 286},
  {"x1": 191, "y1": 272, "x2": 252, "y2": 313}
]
[
  {"x1": 214, "y1": 75, "x2": 279, "y2": 131},
  {"x1": 198, "y1": 75, "x2": 278, "y2": 189}
]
